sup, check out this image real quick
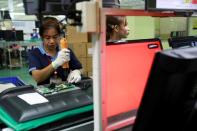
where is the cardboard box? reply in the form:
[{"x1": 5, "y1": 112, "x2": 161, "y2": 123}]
[
  {"x1": 78, "y1": 57, "x2": 87, "y2": 72},
  {"x1": 86, "y1": 42, "x2": 93, "y2": 57},
  {"x1": 69, "y1": 43, "x2": 87, "y2": 58},
  {"x1": 87, "y1": 57, "x2": 92, "y2": 72},
  {"x1": 82, "y1": 71, "x2": 88, "y2": 77},
  {"x1": 66, "y1": 26, "x2": 88, "y2": 43},
  {"x1": 87, "y1": 71, "x2": 92, "y2": 77}
]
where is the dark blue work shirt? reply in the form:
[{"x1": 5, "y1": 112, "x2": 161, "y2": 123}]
[{"x1": 28, "y1": 45, "x2": 82, "y2": 85}]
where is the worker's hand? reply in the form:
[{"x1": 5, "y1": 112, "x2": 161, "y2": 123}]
[
  {"x1": 52, "y1": 48, "x2": 70, "y2": 69},
  {"x1": 67, "y1": 69, "x2": 81, "y2": 83}
]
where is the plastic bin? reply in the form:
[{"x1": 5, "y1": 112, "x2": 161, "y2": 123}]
[
  {"x1": 0, "y1": 76, "x2": 25, "y2": 86},
  {"x1": 0, "y1": 77, "x2": 25, "y2": 124}
]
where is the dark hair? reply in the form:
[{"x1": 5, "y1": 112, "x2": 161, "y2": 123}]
[
  {"x1": 106, "y1": 15, "x2": 125, "y2": 41},
  {"x1": 39, "y1": 17, "x2": 61, "y2": 37}
]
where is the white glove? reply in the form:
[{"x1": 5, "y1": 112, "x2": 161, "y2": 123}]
[
  {"x1": 52, "y1": 48, "x2": 70, "y2": 69},
  {"x1": 67, "y1": 69, "x2": 81, "y2": 83}
]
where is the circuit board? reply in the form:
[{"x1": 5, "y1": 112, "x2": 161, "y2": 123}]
[{"x1": 36, "y1": 83, "x2": 78, "y2": 96}]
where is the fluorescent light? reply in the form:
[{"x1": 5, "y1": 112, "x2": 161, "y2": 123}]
[
  {"x1": 10, "y1": 12, "x2": 25, "y2": 15},
  {"x1": 16, "y1": 3, "x2": 23, "y2": 7},
  {"x1": 0, "y1": 8, "x2": 7, "y2": 11}
]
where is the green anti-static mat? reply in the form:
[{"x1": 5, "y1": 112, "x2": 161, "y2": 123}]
[{"x1": 0, "y1": 105, "x2": 93, "y2": 131}]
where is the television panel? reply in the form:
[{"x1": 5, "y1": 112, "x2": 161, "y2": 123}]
[
  {"x1": 133, "y1": 46, "x2": 197, "y2": 131},
  {"x1": 101, "y1": 38, "x2": 162, "y2": 127},
  {"x1": 23, "y1": 0, "x2": 39, "y2": 15},
  {"x1": 146, "y1": 0, "x2": 197, "y2": 12},
  {"x1": 168, "y1": 36, "x2": 197, "y2": 48}
]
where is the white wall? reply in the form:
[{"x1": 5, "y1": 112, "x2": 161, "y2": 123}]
[
  {"x1": 127, "y1": 16, "x2": 155, "y2": 40},
  {"x1": 160, "y1": 17, "x2": 187, "y2": 35},
  {"x1": 188, "y1": 17, "x2": 197, "y2": 36}
]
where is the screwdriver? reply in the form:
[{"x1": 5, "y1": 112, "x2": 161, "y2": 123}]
[{"x1": 60, "y1": 37, "x2": 69, "y2": 69}]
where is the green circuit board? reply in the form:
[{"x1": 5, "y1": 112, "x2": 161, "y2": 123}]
[{"x1": 36, "y1": 83, "x2": 76, "y2": 96}]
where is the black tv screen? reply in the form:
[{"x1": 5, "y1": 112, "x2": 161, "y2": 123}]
[
  {"x1": 3, "y1": 30, "x2": 24, "y2": 41},
  {"x1": 0, "y1": 30, "x2": 4, "y2": 40},
  {"x1": 23, "y1": 0, "x2": 39, "y2": 15},
  {"x1": 168, "y1": 36, "x2": 197, "y2": 48},
  {"x1": 23, "y1": 0, "x2": 89, "y2": 15},
  {"x1": 16, "y1": 30, "x2": 24, "y2": 41},
  {"x1": 146, "y1": 0, "x2": 197, "y2": 12},
  {"x1": 133, "y1": 47, "x2": 197, "y2": 131}
]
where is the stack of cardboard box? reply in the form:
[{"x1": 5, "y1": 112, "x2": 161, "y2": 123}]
[
  {"x1": 86, "y1": 42, "x2": 92, "y2": 77},
  {"x1": 66, "y1": 26, "x2": 92, "y2": 77}
]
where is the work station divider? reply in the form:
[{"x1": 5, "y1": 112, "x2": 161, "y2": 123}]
[{"x1": 99, "y1": 8, "x2": 175, "y2": 131}]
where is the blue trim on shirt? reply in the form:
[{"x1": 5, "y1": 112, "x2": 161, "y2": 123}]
[
  {"x1": 37, "y1": 44, "x2": 58, "y2": 62},
  {"x1": 38, "y1": 45, "x2": 46, "y2": 55},
  {"x1": 28, "y1": 44, "x2": 82, "y2": 85},
  {"x1": 29, "y1": 67, "x2": 37, "y2": 72}
]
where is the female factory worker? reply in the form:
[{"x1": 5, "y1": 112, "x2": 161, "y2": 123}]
[
  {"x1": 106, "y1": 15, "x2": 130, "y2": 42},
  {"x1": 28, "y1": 17, "x2": 82, "y2": 85}
]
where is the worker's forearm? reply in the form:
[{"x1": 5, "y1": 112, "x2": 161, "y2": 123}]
[{"x1": 32, "y1": 64, "x2": 55, "y2": 83}]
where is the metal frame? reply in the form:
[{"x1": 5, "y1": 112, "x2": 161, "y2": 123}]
[{"x1": 93, "y1": 8, "x2": 175, "y2": 131}]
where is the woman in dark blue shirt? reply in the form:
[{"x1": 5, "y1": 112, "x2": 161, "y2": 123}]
[{"x1": 28, "y1": 17, "x2": 82, "y2": 85}]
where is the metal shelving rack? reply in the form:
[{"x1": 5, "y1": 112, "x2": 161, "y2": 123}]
[{"x1": 7, "y1": 46, "x2": 23, "y2": 69}]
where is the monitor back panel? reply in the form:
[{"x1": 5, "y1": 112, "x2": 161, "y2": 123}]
[
  {"x1": 101, "y1": 39, "x2": 162, "y2": 119},
  {"x1": 0, "y1": 84, "x2": 93, "y2": 122},
  {"x1": 168, "y1": 36, "x2": 197, "y2": 49}
]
